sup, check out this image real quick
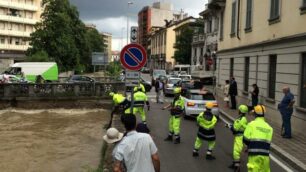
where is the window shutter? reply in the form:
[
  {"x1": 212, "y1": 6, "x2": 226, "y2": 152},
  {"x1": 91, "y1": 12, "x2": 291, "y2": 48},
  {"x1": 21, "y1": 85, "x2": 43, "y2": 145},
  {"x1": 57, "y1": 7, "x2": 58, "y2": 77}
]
[{"x1": 246, "y1": 0, "x2": 252, "y2": 28}]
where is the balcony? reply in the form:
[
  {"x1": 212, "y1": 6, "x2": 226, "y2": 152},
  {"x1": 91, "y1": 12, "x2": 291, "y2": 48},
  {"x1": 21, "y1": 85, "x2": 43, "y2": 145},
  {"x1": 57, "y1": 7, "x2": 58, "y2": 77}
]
[
  {"x1": 192, "y1": 34, "x2": 205, "y2": 44},
  {"x1": 0, "y1": 14, "x2": 38, "y2": 25},
  {"x1": 0, "y1": 44, "x2": 30, "y2": 51},
  {"x1": 0, "y1": 0, "x2": 39, "y2": 12},
  {"x1": 0, "y1": 29, "x2": 31, "y2": 37}
]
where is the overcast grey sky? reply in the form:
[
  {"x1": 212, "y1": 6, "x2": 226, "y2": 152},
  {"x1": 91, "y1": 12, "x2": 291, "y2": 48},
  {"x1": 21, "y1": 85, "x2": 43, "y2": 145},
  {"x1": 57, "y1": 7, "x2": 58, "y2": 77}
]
[{"x1": 70, "y1": 0, "x2": 207, "y2": 50}]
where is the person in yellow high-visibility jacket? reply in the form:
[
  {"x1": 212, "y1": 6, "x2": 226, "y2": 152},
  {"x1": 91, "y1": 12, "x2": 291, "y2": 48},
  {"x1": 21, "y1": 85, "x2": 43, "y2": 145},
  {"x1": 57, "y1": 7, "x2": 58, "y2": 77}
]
[
  {"x1": 192, "y1": 102, "x2": 218, "y2": 160},
  {"x1": 243, "y1": 105, "x2": 273, "y2": 172},
  {"x1": 162, "y1": 87, "x2": 185, "y2": 144},
  {"x1": 133, "y1": 83, "x2": 146, "y2": 93},
  {"x1": 227, "y1": 105, "x2": 249, "y2": 171},
  {"x1": 133, "y1": 86, "x2": 150, "y2": 124}
]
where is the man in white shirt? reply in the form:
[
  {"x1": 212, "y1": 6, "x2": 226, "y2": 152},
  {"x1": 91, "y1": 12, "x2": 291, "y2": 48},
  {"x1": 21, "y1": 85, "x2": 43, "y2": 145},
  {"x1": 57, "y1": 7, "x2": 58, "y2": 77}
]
[{"x1": 112, "y1": 115, "x2": 160, "y2": 172}]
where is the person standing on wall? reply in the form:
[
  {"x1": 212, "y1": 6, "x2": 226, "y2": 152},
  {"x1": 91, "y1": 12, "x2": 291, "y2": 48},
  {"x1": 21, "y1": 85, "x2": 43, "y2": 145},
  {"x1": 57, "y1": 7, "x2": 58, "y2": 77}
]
[
  {"x1": 278, "y1": 87, "x2": 295, "y2": 139},
  {"x1": 229, "y1": 77, "x2": 238, "y2": 110}
]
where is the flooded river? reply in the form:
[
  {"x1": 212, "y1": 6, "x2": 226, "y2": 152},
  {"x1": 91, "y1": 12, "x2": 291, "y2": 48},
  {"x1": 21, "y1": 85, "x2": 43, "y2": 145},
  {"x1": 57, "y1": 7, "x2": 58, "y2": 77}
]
[{"x1": 0, "y1": 109, "x2": 110, "y2": 172}]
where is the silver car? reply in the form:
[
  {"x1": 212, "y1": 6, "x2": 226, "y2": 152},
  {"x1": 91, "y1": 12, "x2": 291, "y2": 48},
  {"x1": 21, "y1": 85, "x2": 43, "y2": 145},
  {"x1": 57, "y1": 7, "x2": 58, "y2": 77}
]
[
  {"x1": 183, "y1": 90, "x2": 219, "y2": 118},
  {"x1": 164, "y1": 77, "x2": 181, "y2": 96}
]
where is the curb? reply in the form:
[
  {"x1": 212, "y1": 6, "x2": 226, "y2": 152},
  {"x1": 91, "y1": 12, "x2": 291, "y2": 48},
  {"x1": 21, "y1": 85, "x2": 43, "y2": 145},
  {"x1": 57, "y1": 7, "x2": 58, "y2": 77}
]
[{"x1": 219, "y1": 109, "x2": 306, "y2": 172}]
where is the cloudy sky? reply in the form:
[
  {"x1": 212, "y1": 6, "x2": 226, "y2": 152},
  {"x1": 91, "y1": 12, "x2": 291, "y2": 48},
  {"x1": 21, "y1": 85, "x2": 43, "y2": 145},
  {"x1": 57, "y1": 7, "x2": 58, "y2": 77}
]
[{"x1": 70, "y1": 0, "x2": 207, "y2": 51}]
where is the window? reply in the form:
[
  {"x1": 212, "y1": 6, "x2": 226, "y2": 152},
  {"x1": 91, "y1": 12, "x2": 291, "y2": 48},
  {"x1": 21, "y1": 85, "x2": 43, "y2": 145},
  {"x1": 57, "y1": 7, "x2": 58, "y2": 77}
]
[
  {"x1": 8, "y1": 38, "x2": 12, "y2": 44},
  {"x1": 214, "y1": 17, "x2": 219, "y2": 32},
  {"x1": 269, "y1": 0, "x2": 280, "y2": 22},
  {"x1": 0, "y1": 37, "x2": 5, "y2": 44},
  {"x1": 244, "y1": 57, "x2": 250, "y2": 92},
  {"x1": 301, "y1": 53, "x2": 306, "y2": 108},
  {"x1": 230, "y1": 58, "x2": 234, "y2": 78},
  {"x1": 268, "y1": 55, "x2": 277, "y2": 99},
  {"x1": 231, "y1": 1, "x2": 237, "y2": 35},
  {"x1": 300, "y1": 0, "x2": 306, "y2": 14},
  {"x1": 207, "y1": 19, "x2": 212, "y2": 33},
  {"x1": 245, "y1": 0, "x2": 252, "y2": 31},
  {"x1": 220, "y1": 11, "x2": 224, "y2": 40}
]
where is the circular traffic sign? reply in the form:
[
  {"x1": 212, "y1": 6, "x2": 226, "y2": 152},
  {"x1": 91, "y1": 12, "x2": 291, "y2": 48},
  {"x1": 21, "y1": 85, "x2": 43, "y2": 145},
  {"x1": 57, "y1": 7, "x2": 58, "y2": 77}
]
[{"x1": 120, "y1": 43, "x2": 147, "y2": 71}]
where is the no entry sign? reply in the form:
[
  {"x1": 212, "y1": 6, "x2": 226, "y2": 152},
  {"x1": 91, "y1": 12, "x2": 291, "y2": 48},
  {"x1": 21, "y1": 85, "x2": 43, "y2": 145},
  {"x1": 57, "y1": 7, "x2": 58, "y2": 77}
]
[{"x1": 120, "y1": 43, "x2": 147, "y2": 71}]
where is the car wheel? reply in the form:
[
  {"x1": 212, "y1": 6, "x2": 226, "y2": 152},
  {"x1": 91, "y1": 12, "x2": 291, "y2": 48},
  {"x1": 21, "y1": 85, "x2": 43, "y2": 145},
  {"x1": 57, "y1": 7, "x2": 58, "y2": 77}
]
[{"x1": 183, "y1": 110, "x2": 189, "y2": 120}]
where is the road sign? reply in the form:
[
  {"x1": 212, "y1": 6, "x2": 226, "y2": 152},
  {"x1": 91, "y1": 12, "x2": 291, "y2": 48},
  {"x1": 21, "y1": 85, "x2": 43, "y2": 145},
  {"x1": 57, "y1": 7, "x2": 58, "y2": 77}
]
[
  {"x1": 125, "y1": 71, "x2": 140, "y2": 87},
  {"x1": 130, "y1": 26, "x2": 138, "y2": 43},
  {"x1": 92, "y1": 52, "x2": 108, "y2": 65},
  {"x1": 120, "y1": 43, "x2": 147, "y2": 71}
]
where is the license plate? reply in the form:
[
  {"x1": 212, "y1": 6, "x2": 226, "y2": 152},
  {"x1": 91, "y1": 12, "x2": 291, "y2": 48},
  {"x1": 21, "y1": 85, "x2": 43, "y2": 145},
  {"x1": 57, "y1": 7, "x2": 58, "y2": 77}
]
[{"x1": 197, "y1": 104, "x2": 204, "y2": 108}]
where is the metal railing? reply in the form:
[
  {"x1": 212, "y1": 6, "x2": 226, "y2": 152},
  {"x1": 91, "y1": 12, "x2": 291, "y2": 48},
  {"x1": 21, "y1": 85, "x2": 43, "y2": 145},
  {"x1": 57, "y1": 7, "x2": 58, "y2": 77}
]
[{"x1": 0, "y1": 82, "x2": 125, "y2": 100}]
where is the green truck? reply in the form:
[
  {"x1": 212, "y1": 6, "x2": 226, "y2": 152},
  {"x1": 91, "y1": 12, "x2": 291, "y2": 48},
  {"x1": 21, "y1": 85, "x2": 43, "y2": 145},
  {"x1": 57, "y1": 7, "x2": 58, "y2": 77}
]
[{"x1": 2, "y1": 62, "x2": 58, "y2": 82}]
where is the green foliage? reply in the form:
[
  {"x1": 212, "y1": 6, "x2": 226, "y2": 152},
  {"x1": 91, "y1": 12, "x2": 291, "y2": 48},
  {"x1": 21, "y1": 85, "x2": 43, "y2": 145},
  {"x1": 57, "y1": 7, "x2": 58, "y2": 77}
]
[
  {"x1": 174, "y1": 26, "x2": 194, "y2": 64},
  {"x1": 27, "y1": 50, "x2": 50, "y2": 62},
  {"x1": 106, "y1": 62, "x2": 122, "y2": 78},
  {"x1": 27, "y1": 0, "x2": 104, "y2": 73}
]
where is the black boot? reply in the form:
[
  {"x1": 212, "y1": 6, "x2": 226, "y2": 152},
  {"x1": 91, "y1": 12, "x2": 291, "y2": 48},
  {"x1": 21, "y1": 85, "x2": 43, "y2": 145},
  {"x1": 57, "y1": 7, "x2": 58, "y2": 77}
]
[
  {"x1": 164, "y1": 135, "x2": 173, "y2": 141},
  {"x1": 206, "y1": 154, "x2": 216, "y2": 160},
  {"x1": 228, "y1": 163, "x2": 235, "y2": 169},
  {"x1": 174, "y1": 136, "x2": 180, "y2": 144},
  {"x1": 192, "y1": 150, "x2": 199, "y2": 157}
]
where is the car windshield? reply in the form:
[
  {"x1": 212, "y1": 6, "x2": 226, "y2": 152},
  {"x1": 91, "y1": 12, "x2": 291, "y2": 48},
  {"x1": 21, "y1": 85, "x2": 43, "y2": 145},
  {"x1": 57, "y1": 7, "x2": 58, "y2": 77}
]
[
  {"x1": 180, "y1": 75, "x2": 190, "y2": 80},
  {"x1": 189, "y1": 93, "x2": 215, "y2": 100},
  {"x1": 168, "y1": 79, "x2": 180, "y2": 84}
]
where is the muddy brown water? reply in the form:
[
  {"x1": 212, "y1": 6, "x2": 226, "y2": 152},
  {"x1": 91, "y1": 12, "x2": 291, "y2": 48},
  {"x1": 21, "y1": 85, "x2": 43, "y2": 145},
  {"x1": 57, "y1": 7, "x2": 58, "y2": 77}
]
[{"x1": 0, "y1": 109, "x2": 110, "y2": 172}]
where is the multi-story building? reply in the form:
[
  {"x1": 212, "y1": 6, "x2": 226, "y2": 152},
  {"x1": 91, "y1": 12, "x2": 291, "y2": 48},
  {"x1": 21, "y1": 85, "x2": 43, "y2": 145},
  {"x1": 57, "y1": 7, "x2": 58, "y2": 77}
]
[
  {"x1": 100, "y1": 32, "x2": 112, "y2": 63},
  {"x1": 150, "y1": 17, "x2": 195, "y2": 70},
  {"x1": 138, "y1": 2, "x2": 178, "y2": 52},
  {"x1": 0, "y1": 0, "x2": 42, "y2": 72},
  {"x1": 215, "y1": 0, "x2": 306, "y2": 121},
  {"x1": 191, "y1": 3, "x2": 223, "y2": 79}
]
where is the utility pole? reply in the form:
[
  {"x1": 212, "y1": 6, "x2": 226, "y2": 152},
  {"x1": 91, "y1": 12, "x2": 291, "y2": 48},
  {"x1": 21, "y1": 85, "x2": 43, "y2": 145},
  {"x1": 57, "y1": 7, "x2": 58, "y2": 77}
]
[{"x1": 127, "y1": 2, "x2": 133, "y2": 45}]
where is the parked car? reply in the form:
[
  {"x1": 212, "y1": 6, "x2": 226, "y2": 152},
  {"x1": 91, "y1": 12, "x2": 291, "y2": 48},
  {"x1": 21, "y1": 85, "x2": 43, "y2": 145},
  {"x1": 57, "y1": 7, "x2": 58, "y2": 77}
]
[
  {"x1": 151, "y1": 69, "x2": 166, "y2": 86},
  {"x1": 66, "y1": 75, "x2": 95, "y2": 83},
  {"x1": 124, "y1": 77, "x2": 152, "y2": 93},
  {"x1": 164, "y1": 77, "x2": 181, "y2": 96},
  {"x1": 183, "y1": 89, "x2": 218, "y2": 118}
]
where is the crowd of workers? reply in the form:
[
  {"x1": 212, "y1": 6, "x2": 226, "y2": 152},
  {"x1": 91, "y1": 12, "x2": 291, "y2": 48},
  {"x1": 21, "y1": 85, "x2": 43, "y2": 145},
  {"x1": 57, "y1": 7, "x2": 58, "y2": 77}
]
[{"x1": 106, "y1": 80, "x2": 278, "y2": 172}]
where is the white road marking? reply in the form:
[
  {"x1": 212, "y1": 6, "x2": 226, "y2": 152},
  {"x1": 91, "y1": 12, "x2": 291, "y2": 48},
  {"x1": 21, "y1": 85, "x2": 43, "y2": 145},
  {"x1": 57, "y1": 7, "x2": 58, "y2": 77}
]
[{"x1": 219, "y1": 114, "x2": 294, "y2": 172}]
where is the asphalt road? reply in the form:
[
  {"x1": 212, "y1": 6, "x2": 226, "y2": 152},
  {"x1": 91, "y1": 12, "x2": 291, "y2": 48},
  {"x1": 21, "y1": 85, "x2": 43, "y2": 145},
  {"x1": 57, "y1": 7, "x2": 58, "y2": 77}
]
[{"x1": 140, "y1": 73, "x2": 293, "y2": 172}]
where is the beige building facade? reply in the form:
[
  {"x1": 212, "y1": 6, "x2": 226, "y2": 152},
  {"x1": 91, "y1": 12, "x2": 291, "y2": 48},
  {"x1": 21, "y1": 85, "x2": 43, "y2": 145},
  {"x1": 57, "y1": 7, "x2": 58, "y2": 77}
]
[
  {"x1": 100, "y1": 32, "x2": 112, "y2": 63},
  {"x1": 0, "y1": 0, "x2": 42, "y2": 72},
  {"x1": 150, "y1": 17, "x2": 195, "y2": 70},
  {"x1": 215, "y1": 0, "x2": 306, "y2": 124}
]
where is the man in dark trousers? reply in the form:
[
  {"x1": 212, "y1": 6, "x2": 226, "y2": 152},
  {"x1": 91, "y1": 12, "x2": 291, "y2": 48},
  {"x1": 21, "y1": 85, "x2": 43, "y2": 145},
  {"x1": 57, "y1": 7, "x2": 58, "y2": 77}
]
[{"x1": 229, "y1": 77, "x2": 238, "y2": 109}]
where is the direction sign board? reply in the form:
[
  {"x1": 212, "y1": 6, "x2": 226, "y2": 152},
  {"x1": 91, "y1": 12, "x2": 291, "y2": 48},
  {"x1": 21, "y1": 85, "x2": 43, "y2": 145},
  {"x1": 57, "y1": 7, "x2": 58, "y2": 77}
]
[
  {"x1": 125, "y1": 71, "x2": 140, "y2": 87},
  {"x1": 130, "y1": 26, "x2": 138, "y2": 43},
  {"x1": 120, "y1": 43, "x2": 147, "y2": 71},
  {"x1": 92, "y1": 52, "x2": 108, "y2": 65}
]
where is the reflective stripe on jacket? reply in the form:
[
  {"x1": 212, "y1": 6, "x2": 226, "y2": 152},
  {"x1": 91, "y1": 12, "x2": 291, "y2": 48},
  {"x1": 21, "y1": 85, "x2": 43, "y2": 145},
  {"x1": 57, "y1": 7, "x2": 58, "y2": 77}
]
[
  {"x1": 243, "y1": 117, "x2": 273, "y2": 156},
  {"x1": 197, "y1": 111, "x2": 217, "y2": 141},
  {"x1": 170, "y1": 96, "x2": 185, "y2": 116}
]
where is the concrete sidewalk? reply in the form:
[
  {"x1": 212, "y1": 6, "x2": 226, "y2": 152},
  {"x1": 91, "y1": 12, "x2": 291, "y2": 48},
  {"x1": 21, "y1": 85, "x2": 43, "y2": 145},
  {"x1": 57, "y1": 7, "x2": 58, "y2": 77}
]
[{"x1": 215, "y1": 95, "x2": 306, "y2": 171}]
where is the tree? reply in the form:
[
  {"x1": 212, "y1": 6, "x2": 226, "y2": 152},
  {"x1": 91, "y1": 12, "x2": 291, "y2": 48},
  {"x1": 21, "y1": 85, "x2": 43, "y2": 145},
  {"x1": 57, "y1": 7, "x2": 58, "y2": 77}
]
[
  {"x1": 27, "y1": 50, "x2": 49, "y2": 62},
  {"x1": 82, "y1": 28, "x2": 106, "y2": 72},
  {"x1": 27, "y1": 0, "x2": 89, "y2": 73},
  {"x1": 105, "y1": 61, "x2": 122, "y2": 78},
  {"x1": 173, "y1": 26, "x2": 194, "y2": 64}
]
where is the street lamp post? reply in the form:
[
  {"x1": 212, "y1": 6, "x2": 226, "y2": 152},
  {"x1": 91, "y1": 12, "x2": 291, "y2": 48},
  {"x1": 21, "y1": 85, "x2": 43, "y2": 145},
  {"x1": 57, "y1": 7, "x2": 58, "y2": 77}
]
[{"x1": 127, "y1": 1, "x2": 133, "y2": 45}]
